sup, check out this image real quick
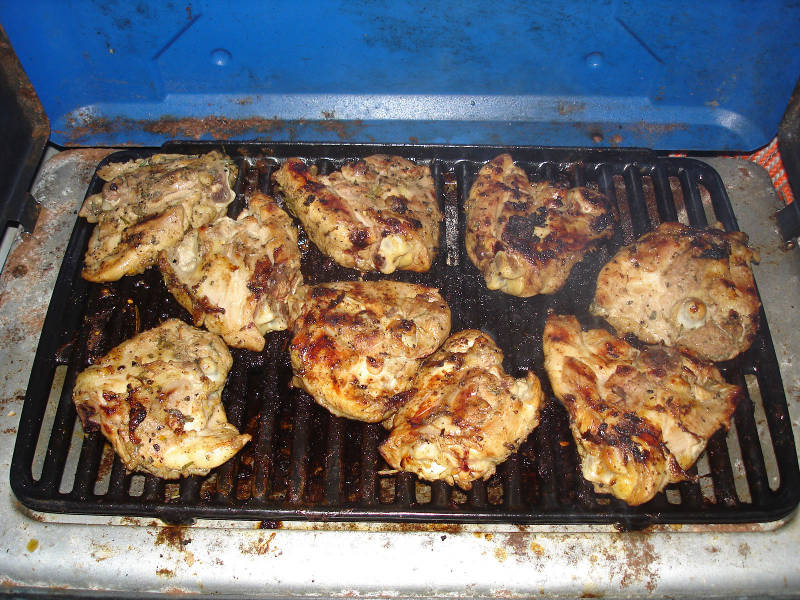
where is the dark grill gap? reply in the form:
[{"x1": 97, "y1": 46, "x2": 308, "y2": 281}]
[{"x1": 9, "y1": 143, "x2": 800, "y2": 529}]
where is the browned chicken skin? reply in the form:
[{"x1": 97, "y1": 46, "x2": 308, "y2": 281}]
[
  {"x1": 380, "y1": 330, "x2": 543, "y2": 490},
  {"x1": 288, "y1": 280, "x2": 451, "y2": 422},
  {"x1": 274, "y1": 155, "x2": 441, "y2": 273},
  {"x1": 79, "y1": 152, "x2": 238, "y2": 282},
  {"x1": 543, "y1": 314, "x2": 741, "y2": 506},
  {"x1": 72, "y1": 319, "x2": 251, "y2": 479},
  {"x1": 590, "y1": 222, "x2": 760, "y2": 361},
  {"x1": 466, "y1": 154, "x2": 617, "y2": 296},
  {"x1": 159, "y1": 192, "x2": 302, "y2": 351}
]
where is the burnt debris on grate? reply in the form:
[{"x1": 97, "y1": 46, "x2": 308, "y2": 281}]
[{"x1": 9, "y1": 144, "x2": 800, "y2": 529}]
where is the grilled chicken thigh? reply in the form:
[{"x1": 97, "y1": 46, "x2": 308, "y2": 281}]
[
  {"x1": 159, "y1": 192, "x2": 302, "y2": 351},
  {"x1": 590, "y1": 222, "x2": 760, "y2": 361},
  {"x1": 73, "y1": 319, "x2": 250, "y2": 479},
  {"x1": 466, "y1": 154, "x2": 616, "y2": 296},
  {"x1": 79, "y1": 151, "x2": 238, "y2": 282},
  {"x1": 274, "y1": 155, "x2": 441, "y2": 273},
  {"x1": 288, "y1": 281, "x2": 451, "y2": 422},
  {"x1": 543, "y1": 314, "x2": 741, "y2": 505},
  {"x1": 380, "y1": 330, "x2": 543, "y2": 490}
]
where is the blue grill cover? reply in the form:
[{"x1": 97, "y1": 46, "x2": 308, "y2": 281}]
[{"x1": 1, "y1": 0, "x2": 798, "y2": 150}]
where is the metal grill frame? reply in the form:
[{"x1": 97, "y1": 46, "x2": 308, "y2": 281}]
[{"x1": 10, "y1": 143, "x2": 800, "y2": 530}]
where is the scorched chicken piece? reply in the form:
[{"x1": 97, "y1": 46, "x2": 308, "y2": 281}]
[
  {"x1": 380, "y1": 330, "x2": 543, "y2": 490},
  {"x1": 465, "y1": 154, "x2": 616, "y2": 296},
  {"x1": 590, "y1": 221, "x2": 760, "y2": 361},
  {"x1": 274, "y1": 155, "x2": 441, "y2": 273},
  {"x1": 543, "y1": 314, "x2": 741, "y2": 506},
  {"x1": 72, "y1": 319, "x2": 250, "y2": 479},
  {"x1": 159, "y1": 192, "x2": 302, "y2": 352},
  {"x1": 79, "y1": 151, "x2": 238, "y2": 282},
  {"x1": 288, "y1": 281, "x2": 451, "y2": 422}
]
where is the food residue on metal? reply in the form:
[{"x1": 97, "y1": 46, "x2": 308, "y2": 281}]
[
  {"x1": 155, "y1": 526, "x2": 191, "y2": 551},
  {"x1": 258, "y1": 520, "x2": 283, "y2": 529},
  {"x1": 239, "y1": 532, "x2": 277, "y2": 556},
  {"x1": 154, "y1": 525, "x2": 195, "y2": 566},
  {"x1": 601, "y1": 534, "x2": 659, "y2": 592}
]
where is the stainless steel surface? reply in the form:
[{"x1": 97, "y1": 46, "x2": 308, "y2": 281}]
[{"x1": 0, "y1": 151, "x2": 796, "y2": 598}]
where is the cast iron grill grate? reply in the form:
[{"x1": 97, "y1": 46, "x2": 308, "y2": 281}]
[{"x1": 10, "y1": 143, "x2": 800, "y2": 529}]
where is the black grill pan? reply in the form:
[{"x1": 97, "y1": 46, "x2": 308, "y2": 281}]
[{"x1": 10, "y1": 143, "x2": 800, "y2": 530}]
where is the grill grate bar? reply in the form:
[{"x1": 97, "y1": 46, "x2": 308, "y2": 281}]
[
  {"x1": 531, "y1": 408, "x2": 558, "y2": 511},
  {"x1": 359, "y1": 423, "x2": 380, "y2": 506},
  {"x1": 501, "y1": 452, "x2": 522, "y2": 510},
  {"x1": 677, "y1": 169, "x2": 709, "y2": 228},
  {"x1": 252, "y1": 366, "x2": 279, "y2": 501},
  {"x1": 70, "y1": 431, "x2": 103, "y2": 500},
  {"x1": 106, "y1": 455, "x2": 130, "y2": 500},
  {"x1": 323, "y1": 415, "x2": 345, "y2": 505},
  {"x1": 10, "y1": 144, "x2": 799, "y2": 528},
  {"x1": 395, "y1": 471, "x2": 416, "y2": 507},
  {"x1": 430, "y1": 480, "x2": 449, "y2": 508},
  {"x1": 37, "y1": 380, "x2": 80, "y2": 492},
  {"x1": 288, "y1": 393, "x2": 312, "y2": 504},
  {"x1": 677, "y1": 466, "x2": 704, "y2": 510},
  {"x1": 650, "y1": 166, "x2": 678, "y2": 223},
  {"x1": 143, "y1": 475, "x2": 164, "y2": 503},
  {"x1": 215, "y1": 355, "x2": 250, "y2": 500},
  {"x1": 468, "y1": 480, "x2": 487, "y2": 508},
  {"x1": 706, "y1": 432, "x2": 739, "y2": 507},
  {"x1": 730, "y1": 370, "x2": 771, "y2": 504},
  {"x1": 623, "y1": 165, "x2": 652, "y2": 236},
  {"x1": 179, "y1": 476, "x2": 200, "y2": 504}
]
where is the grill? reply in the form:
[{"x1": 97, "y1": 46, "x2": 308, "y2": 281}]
[{"x1": 10, "y1": 143, "x2": 800, "y2": 530}]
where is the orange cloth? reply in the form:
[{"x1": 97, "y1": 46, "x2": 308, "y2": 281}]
[{"x1": 730, "y1": 137, "x2": 795, "y2": 205}]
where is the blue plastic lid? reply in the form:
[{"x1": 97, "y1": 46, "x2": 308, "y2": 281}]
[{"x1": 2, "y1": 0, "x2": 799, "y2": 150}]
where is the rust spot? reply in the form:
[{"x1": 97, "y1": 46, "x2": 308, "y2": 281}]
[
  {"x1": 157, "y1": 568, "x2": 175, "y2": 578},
  {"x1": 239, "y1": 532, "x2": 277, "y2": 555},
  {"x1": 9, "y1": 265, "x2": 27, "y2": 278},
  {"x1": 610, "y1": 133, "x2": 623, "y2": 146},
  {"x1": 600, "y1": 534, "x2": 659, "y2": 592},
  {"x1": 155, "y1": 526, "x2": 191, "y2": 551},
  {"x1": 391, "y1": 522, "x2": 461, "y2": 534},
  {"x1": 558, "y1": 101, "x2": 586, "y2": 115},
  {"x1": 63, "y1": 114, "x2": 366, "y2": 144},
  {"x1": 163, "y1": 587, "x2": 191, "y2": 595},
  {"x1": 501, "y1": 532, "x2": 531, "y2": 560}
]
